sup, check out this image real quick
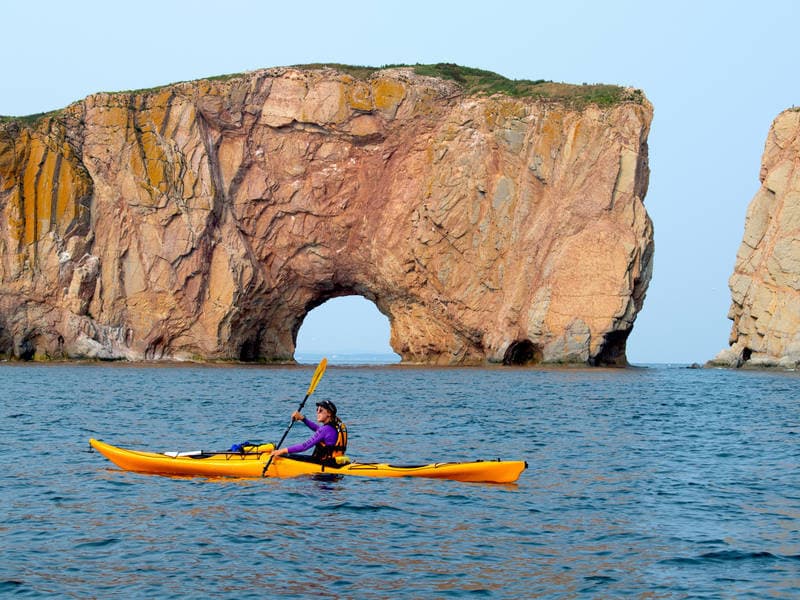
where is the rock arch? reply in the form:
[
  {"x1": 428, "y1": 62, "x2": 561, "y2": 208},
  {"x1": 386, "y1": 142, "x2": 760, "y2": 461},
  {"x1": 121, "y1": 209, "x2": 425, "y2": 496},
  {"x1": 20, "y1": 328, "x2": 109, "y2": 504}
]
[{"x1": 0, "y1": 66, "x2": 654, "y2": 365}]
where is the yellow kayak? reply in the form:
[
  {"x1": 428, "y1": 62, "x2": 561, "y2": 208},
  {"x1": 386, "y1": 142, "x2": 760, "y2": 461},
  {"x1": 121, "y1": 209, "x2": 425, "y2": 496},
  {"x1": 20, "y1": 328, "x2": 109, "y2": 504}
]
[{"x1": 89, "y1": 438, "x2": 526, "y2": 483}]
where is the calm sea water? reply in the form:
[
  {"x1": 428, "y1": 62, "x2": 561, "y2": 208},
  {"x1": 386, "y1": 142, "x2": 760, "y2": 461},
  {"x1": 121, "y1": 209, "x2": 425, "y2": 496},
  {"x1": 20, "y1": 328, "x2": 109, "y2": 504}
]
[{"x1": 1, "y1": 363, "x2": 798, "y2": 598}]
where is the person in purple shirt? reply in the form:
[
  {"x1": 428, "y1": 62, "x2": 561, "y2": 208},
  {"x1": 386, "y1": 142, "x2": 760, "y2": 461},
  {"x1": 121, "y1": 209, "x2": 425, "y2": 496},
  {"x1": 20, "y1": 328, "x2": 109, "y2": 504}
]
[{"x1": 270, "y1": 400, "x2": 348, "y2": 463}]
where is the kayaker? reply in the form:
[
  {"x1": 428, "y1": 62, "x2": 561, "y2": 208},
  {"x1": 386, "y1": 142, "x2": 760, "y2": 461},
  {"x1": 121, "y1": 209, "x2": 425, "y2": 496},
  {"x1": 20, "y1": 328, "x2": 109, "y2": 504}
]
[{"x1": 269, "y1": 399, "x2": 347, "y2": 463}]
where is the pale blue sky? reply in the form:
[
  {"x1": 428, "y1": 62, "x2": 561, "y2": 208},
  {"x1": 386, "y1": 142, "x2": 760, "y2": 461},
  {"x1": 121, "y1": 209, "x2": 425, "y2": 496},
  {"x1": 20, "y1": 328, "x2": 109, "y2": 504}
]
[{"x1": 3, "y1": 1, "x2": 798, "y2": 363}]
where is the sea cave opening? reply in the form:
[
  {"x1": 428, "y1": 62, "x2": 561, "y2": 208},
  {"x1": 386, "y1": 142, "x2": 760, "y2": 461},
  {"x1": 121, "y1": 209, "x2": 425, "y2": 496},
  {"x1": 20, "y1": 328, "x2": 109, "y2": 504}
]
[
  {"x1": 502, "y1": 340, "x2": 543, "y2": 366},
  {"x1": 294, "y1": 295, "x2": 401, "y2": 365},
  {"x1": 741, "y1": 347, "x2": 753, "y2": 363}
]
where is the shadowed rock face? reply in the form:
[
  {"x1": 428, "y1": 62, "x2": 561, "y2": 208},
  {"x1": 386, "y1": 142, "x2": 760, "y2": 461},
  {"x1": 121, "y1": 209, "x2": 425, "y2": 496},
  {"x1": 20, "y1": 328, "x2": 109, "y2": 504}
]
[
  {"x1": 0, "y1": 66, "x2": 653, "y2": 365},
  {"x1": 712, "y1": 109, "x2": 800, "y2": 368}
]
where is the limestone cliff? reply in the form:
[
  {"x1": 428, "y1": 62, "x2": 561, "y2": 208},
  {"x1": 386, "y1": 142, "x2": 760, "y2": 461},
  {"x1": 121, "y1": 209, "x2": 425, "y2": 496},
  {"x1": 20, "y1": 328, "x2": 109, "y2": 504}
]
[
  {"x1": 0, "y1": 65, "x2": 653, "y2": 365},
  {"x1": 712, "y1": 108, "x2": 800, "y2": 368}
]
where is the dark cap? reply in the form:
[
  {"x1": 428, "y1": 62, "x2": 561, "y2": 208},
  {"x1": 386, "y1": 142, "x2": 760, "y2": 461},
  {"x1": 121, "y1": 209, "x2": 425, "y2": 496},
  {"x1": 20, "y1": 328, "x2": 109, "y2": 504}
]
[{"x1": 316, "y1": 400, "x2": 337, "y2": 416}]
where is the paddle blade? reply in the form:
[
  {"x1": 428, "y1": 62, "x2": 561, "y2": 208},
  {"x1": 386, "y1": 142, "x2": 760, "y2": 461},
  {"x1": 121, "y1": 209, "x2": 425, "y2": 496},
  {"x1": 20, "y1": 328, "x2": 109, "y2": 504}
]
[{"x1": 306, "y1": 358, "x2": 328, "y2": 396}]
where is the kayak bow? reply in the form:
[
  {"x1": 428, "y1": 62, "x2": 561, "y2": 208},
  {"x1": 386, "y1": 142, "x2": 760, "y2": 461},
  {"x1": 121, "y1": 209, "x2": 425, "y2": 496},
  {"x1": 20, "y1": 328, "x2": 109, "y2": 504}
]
[{"x1": 89, "y1": 438, "x2": 526, "y2": 484}]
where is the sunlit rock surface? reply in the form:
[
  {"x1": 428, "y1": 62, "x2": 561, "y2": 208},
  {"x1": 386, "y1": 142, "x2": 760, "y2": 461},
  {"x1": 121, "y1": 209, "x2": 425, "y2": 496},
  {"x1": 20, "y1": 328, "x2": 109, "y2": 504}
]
[
  {"x1": 712, "y1": 109, "x2": 800, "y2": 368},
  {"x1": 0, "y1": 66, "x2": 653, "y2": 365}
]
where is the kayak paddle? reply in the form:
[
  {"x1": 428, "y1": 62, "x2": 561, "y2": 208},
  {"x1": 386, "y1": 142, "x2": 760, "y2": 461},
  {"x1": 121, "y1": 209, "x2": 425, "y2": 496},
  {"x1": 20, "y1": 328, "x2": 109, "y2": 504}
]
[{"x1": 262, "y1": 357, "x2": 328, "y2": 476}]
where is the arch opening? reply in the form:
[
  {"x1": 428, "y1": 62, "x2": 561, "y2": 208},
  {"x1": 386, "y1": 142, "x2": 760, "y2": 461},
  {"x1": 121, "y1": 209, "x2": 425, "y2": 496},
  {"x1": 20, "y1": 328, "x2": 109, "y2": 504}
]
[
  {"x1": 502, "y1": 340, "x2": 542, "y2": 366},
  {"x1": 294, "y1": 295, "x2": 400, "y2": 365}
]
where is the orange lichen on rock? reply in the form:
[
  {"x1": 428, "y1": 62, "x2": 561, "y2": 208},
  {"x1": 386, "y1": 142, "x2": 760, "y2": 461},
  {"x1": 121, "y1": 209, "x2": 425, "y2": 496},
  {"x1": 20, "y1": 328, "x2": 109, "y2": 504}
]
[{"x1": 372, "y1": 78, "x2": 406, "y2": 114}]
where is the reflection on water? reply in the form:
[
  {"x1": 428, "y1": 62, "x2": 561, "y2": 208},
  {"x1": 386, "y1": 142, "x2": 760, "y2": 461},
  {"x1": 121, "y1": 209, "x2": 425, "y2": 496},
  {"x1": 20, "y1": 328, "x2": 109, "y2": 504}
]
[{"x1": 1, "y1": 363, "x2": 799, "y2": 597}]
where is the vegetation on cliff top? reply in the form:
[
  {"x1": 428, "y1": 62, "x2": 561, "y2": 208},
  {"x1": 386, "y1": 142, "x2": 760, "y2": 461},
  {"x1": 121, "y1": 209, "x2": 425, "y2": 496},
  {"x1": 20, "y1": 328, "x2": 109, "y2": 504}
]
[
  {"x1": 0, "y1": 111, "x2": 60, "y2": 125},
  {"x1": 0, "y1": 63, "x2": 643, "y2": 124},
  {"x1": 301, "y1": 63, "x2": 641, "y2": 108}
]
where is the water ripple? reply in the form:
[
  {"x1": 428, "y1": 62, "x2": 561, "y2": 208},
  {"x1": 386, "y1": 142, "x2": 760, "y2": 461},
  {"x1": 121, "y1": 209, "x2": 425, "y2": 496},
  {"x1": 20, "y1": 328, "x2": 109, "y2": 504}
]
[{"x1": 665, "y1": 550, "x2": 800, "y2": 564}]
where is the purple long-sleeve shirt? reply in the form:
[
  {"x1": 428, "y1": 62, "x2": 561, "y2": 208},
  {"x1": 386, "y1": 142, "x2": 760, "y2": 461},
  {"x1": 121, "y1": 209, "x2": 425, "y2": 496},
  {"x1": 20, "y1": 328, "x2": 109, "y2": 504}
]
[{"x1": 286, "y1": 417, "x2": 338, "y2": 454}]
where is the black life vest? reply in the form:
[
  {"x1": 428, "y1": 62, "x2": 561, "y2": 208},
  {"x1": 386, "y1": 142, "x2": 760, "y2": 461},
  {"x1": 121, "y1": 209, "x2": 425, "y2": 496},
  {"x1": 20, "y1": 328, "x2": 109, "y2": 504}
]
[{"x1": 312, "y1": 419, "x2": 347, "y2": 463}]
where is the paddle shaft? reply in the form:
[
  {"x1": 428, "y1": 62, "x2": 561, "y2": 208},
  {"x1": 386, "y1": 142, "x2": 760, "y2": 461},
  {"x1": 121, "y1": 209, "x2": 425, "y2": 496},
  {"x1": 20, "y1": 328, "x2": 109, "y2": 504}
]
[
  {"x1": 262, "y1": 358, "x2": 327, "y2": 476},
  {"x1": 272, "y1": 394, "x2": 310, "y2": 449}
]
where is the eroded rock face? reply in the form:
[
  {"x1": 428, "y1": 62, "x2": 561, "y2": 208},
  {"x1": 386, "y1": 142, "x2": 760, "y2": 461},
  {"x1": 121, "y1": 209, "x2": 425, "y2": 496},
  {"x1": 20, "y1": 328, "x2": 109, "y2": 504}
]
[
  {"x1": 712, "y1": 109, "x2": 800, "y2": 368},
  {"x1": 0, "y1": 66, "x2": 653, "y2": 365}
]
